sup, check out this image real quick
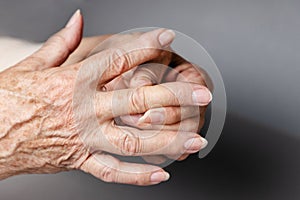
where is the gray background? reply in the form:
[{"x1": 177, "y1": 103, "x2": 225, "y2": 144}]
[{"x1": 0, "y1": 0, "x2": 299, "y2": 199}]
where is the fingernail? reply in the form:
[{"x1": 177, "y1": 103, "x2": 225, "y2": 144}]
[
  {"x1": 192, "y1": 88, "x2": 212, "y2": 106},
  {"x1": 158, "y1": 29, "x2": 176, "y2": 47},
  {"x1": 138, "y1": 109, "x2": 165, "y2": 124},
  {"x1": 200, "y1": 137, "x2": 208, "y2": 149},
  {"x1": 66, "y1": 9, "x2": 81, "y2": 28},
  {"x1": 151, "y1": 171, "x2": 170, "y2": 183},
  {"x1": 134, "y1": 78, "x2": 152, "y2": 87},
  {"x1": 121, "y1": 114, "x2": 143, "y2": 124},
  {"x1": 184, "y1": 137, "x2": 208, "y2": 153}
]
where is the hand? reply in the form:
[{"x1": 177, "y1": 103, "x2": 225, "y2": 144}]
[
  {"x1": 66, "y1": 31, "x2": 212, "y2": 164},
  {"x1": 0, "y1": 11, "x2": 209, "y2": 185},
  {"x1": 120, "y1": 52, "x2": 213, "y2": 164},
  {"x1": 64, "y1": 32, "x2": 212, "y2": 164},
  {"x1": 61, "y1": 31, "x2": 173, "y2": 90}
]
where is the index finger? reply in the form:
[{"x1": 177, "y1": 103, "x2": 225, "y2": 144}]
[
  {"x1": 81, "y1": 28, "x2": 176, "y2": 86},
  {"x1": 97, "y1": 81, "x2": 212, "y2": 120}
]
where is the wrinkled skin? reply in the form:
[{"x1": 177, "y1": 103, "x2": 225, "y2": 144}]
[
  {"x1": 0, "y1": 12, "x2": 212, "y2": 185},
  {"x1": 62, "y1": 32, "x2": 212, "y2": 163}
]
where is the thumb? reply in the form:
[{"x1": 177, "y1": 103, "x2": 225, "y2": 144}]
[
  {"x1": 129, "y1": 63, "x2": 168, "y2": 88},
  {"x1": 17, "y1": 10, "x2": 83, "y2": 71}
]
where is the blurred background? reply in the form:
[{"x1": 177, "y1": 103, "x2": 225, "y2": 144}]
[{"x1": 0, "y1": 0, "x2": 299, "y2": 199}]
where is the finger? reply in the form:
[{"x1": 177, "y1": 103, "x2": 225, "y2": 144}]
[
  {"x1": 143, "y1": 154, "x2": 189, "y2": 164},
  {"x1": 137, "y1": 106, "x2": 199, "y2": 125},
  {"x1": 101, "y1": 74, "x2": 128, "y2": 91},
  {"x1": 16, "y1": 10, "x2": 83, "y2": 71},
  {"x1": 128, "y1": 48, "x2": 172, "y2": 88},
  {"x1": 91, "y1": 125, "x2": 207, "y2": 156},
  {"x1": 104, "y1": 66, "x2": 138, "y2": 91},
  {"x1": 117, "y1": 112, "x2": 189, "y2": 165},
  {"x1": 142, "y1": 155, "x2": 168, "y2": 165},
  {"x1": 177, "y1": 154, "x2": 190, "y2": 161},
  {"x1": 97, "y1": 82, "x2": 212, "y2": 120},
  {"x1": 175, "y1": 63, "x2": 207, "y2": 86},
  {"x1": 166, "y1": 61, "x2": 214, "y2": 91},
  {"x1": 86, "y1": 32, "x2": 144, "y2": 57},
  {"x1": 164, "y1": 53, "x2": 187, "y2": 81},
  {"x1": 149, "y1": 47, "x2": 173, "y2": 66},
  {"x1": 83, "y1": 29, "x2": 176, "y2": 86},
  {"x1": 129, "y1": 62, "x2": 169, "y2": 87},
  {"x1": 61, "y1": 35, "x2": 112, "y2": 66},
  {"x1": 80, "y1": 153, "x2": 170, "y2": 186},
  {"x1": 165, "y1": 63, "x2": 201, "y2": 83},
  {"x1": 121, "y1": 117, "x2": 200, "y2": 132}
]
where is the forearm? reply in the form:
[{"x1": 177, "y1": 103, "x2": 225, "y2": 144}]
[{"x1": 0, "y1": 37, "x2": 41, "y2": 71}]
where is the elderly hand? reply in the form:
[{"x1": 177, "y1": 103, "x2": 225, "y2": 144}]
[
  {"x1": 61, "y1": 32, "x2": 173, "y2": 88},
  {"x1": 60, "y1": 29, "x2": 212, "y2": 164},
  {"x1": 0, "y1": 11, "x2": 210, "y2": 185},
  {"x1": 119, "y1": 51, "x2": 213, "y2": 164}
]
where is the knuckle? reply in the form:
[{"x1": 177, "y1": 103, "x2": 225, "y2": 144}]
[
  {"x1": 130, "y1": 87, "x2": 147, "y2": 113},
  {"x1": 132, "y1": 175, "x2": 147, "y2": 185},
  {"x1": 119, "y1": 133, "x2": 141, "y2": 156},
  {"x1": 99, "y1": 166, "x2": 115, "y2": 183},
  {"x1": 108, "y1": 48, "x2": 130, "y2": 77}
]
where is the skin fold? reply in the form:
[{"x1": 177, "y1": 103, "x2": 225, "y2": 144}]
[{"x1": 0, "y1": 10, "x2": 212, "y2": 185}]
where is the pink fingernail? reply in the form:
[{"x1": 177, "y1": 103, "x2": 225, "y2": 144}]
[
  {"x1": 184, "y1": 137, "x2": 208, "y2": 153},
  {"x1": 138, "y1": 109, "x2": 165, "y2": 124},
  {"x1": 158, "y1": 29, "x2": 176, "y2": 47},
  {"x1": 121, "y1": 114, "x2": 143, "y2": 124},
  {"x1": 149, "y1": 111, "x2": 164, "y2": 124},
  {"x1": 192, "y1": 87, "x2": 212, "y2": 106},
  {"x1": 134, "y1": 78, "x2": 152, "y2": 87},
  {"x1": 66, "y1": 9, "x2": 81, "y2": 28},
  {"x1": 150, "y1": 171, "x2": 170, "y2": 183}
]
